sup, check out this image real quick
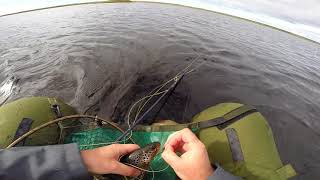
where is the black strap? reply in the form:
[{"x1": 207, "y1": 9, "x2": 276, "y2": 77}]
[
  {"x1": 190, "y1": 105, "x2": 257, "y2": 130},
  {"x1": 13, "y1": 118, "x2": 33, "y2": 146},
  {"x1": 226, "y1": 128, "x2": 244, "y2": 162},
  {"x1": 132, "y1": 105, "x2": 257, "y2": 132}
]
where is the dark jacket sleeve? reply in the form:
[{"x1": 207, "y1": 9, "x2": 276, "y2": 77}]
[
  {"x1": 208, "y1": 166, "x2": 243, "y2": 180},
  {"x1": 0, "y1": 143, "x2": 92, "y2": 180}
]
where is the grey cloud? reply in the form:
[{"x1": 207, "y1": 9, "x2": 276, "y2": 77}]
[{"x1": 204, "y1": 0, "x2": 320, "y2": 26}]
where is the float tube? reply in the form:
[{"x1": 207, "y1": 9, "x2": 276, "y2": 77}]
[
  {"x1": 0, "y1": 97, "x2": 77, "y2": 148},
  {"x1": 0, "y1": 97, "x2": 296, "y2": 179},
  {"x1": 192, "y1": 103, "x2": 297, "y2": 180}
]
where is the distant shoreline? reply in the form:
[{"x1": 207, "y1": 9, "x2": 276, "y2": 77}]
[
  {"x1": 0, "y1": 0, "x2": 318, "y2": 45},
  {"x1": 0, "y1": 1, "x2": 130, "y2": 17}
]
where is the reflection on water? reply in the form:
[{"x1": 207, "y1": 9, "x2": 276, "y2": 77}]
[
  {"x1": 0, "y1": 2, "x2": 320, "y2": 179},
  {"x1": 0, "y1": 76, "x2": 17, "y2": 105}
]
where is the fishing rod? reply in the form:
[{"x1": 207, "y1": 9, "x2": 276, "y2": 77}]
[
  {"x1": 115, "y1": 74, "x2": 185, "y2": 141},
  {"x1": 151, "y1": 74, "x2": 184, "y2": 120}
]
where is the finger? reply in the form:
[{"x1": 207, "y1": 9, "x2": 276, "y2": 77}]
[
  {"x1": 180, "y1": 128, "x2": 198, "y2": 143},
  {"x1": 112, "y1": 144, "x2": 140, "y2": 156},
  {"x1": 162, "y1": 145, "x2": 181, "y2": 169},
  {"x1": 165, "y1": 128, "x2": 198, "y2": 148},
  {"x1": 165, "y1": 131, "x2": 180, "y2": 146},
  {"x1": 165, "y1": 131, "x2": 183, "y2": 148},
  {"x1": 179, "y1": 142, "x2": 191, "y2": 153},
  {"x1": 164, "y1": 140, "x2": 188, "y2": 154},
  {"x1": 112, "y1": 162, "x2": 141, "y2": 177}
]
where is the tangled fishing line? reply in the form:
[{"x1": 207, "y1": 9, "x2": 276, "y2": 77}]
[{"x1": 121, "y1": 56, "x2": 204, "y2": 179}]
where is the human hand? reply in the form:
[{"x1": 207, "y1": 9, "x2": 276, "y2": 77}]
[
  {"x1": 162, "y1": 128, "x2": 214, "y2": 180},
  {"x1": 80, "y1": 144, "x2": 141, "y2": 177}
]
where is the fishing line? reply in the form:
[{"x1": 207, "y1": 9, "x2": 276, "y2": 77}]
[
  {"x1": 117, "y1": 57, "x2": 205, "y2": 177},
  {"x1": 135, "y1": 58, "x2": 205, "y2": 121},
  {"x1": 5, "y1": 115, "x2": 133, "y2": 148},
  {"x1": 133, "y1": 56, "x2": 201, "y2": 121},
  {"x1": 116, "y1": 81, "x2": 179, "y2": 141},
  {"x1": 130, "y1": 55, "x2": 204, "y2": 126},
  {"x1": 124, "y1": 163, "x2": 170, "y2": 173},
  {"x1": 79, "y1": 140, "x2": 126, "y2": 148},
  {"x1": 119, "y1": 55, "x2": 205, "y2": 167},
  {"x1": 150, "y1": 167, "x2": 155, "y2": 180}
]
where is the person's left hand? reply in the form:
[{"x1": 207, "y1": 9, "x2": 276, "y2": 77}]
[{"x1": 80, "y1": 144, "x2": 141, "y2": 176}]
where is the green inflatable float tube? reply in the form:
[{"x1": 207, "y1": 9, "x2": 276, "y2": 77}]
[
  {"x1": 0, "y1": 97, "x2": 77, "y2": 148},
  {"x1": 192, "y1": 103, "x2": 297, "y2": 180},
  {"x1": 0, "y1": 97, "x2": 296, "y2": 180}
]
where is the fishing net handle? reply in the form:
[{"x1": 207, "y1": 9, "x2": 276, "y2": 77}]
[{"x1": 6, "y1": 115, "x2": 132, "y2": 148}]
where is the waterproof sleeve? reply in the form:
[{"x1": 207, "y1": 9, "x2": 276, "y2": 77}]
[
  {"x1": 0, "y1": 143, "x2": 92, "y2": 180},
  {"x1": 207, "y1": 166, "x2": 243, "y2": 180}
]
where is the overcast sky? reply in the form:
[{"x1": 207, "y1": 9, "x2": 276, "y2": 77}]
[
  {"x1": 1, "y1": 0, "x2": 320, "y2": 43},
  {"x1": 145, "y1": 0, "x2": 320, "y2": 43},
  {"x1": 204, "y1": 0, "x2": 320, "y2": 27}
]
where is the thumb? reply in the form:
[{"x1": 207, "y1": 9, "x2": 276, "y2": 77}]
[
  {"x1": 162, "y1": 145, "x2": 181, "y2": 169},
  {"x1": 112, "y1": 144, "x2": 140, "y2": 156}
]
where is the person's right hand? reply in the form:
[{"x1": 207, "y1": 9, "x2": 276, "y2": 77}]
[
  {"x1": 80, "y1": 144, "x2": 141, "y2": 177},
  {"x1": 162, "y1": 128, "x2": 214, "y2": 180}
]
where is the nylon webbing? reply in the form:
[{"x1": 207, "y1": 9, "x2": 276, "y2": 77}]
[
  {"x1": 13, "y1": 118, "x2": 33, "y2": 146},
  {"x1": 226, "y1": 128, "x2": 244, "y2": 162},
  {"x1": 133, "y1": 105, "x2": 257, "y2": 132},
  {"x1": 188, "y1": 105, "x2": 257, "y2": 130}
]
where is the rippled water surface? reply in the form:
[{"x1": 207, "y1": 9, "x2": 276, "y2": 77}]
[{"x1": 0, "y1": 2, "x2": 320, "y2": 179}]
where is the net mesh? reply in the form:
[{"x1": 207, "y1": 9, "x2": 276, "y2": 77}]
[{"x1": 64, "y1": 127, "x2": 176, "y2": 180}]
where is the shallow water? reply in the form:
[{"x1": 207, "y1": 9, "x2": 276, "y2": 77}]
[{"x1": 0, "y1": 2, "x2": 320, "y2": 179}]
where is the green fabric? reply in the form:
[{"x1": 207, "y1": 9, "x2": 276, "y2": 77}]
[
  {"x1": 276, "y1": 165, "x2": 297, "y2": 180},
  {"x1": 65, "y1": 128, "x2": 176, "y2": 180},
  {"x1": 192, "y1": 103, "x2": 297, "y2": 180},
  {"x1": 1, "y1": 97, "x2": 295, "y2": 179},
  {"x1": 0, "y1": 97, "x2": 77, "y2": 148}
]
